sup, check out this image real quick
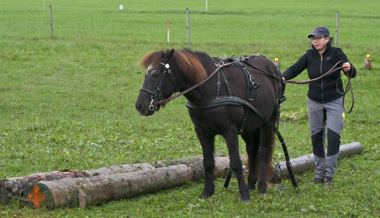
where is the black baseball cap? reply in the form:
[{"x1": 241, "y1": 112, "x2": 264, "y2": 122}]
[{"x1": 307, "y1": 26, "x2": 330, "y2": 38}]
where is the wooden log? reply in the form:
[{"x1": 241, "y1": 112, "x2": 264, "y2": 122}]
[
  {"x1": 23, "y1": 165, "x2": 185, "y2": 209},
  {"x1": 0, "y1": 163, "x2": 155, "y2": 205},
  {"x1": 0, "y1": 153, "x2": 228, "y2": 205},
  {"x1": 5, "y1": 141, "x2": 363, "y2": 209},
  {"x1": 153, "y1": 151, "x2": 226, "y2": 168},
  {"x1": 0, "y1": 170, "x2": 91, "y2": 205},
  {"x1": 154, "y1": 153, "x2": 247, "y2": 180},
  {"x1": 23, "y1": 165, "x2": 193, "y2": 209},
  {"x1": 20, "y1": 155, "x2": 242, "y2": 209},
  {"x1": 89, "y1": 163, "x2": 156, "y2": 176},
  {"x1": 270, "y1": 142, "x2": 363, "y2": 182},
  {"x1": 1, "y1": 151, "x2": 242, "y2": 206}
]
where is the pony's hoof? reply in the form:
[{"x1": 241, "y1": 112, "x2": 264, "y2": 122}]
[
  {"x1": 198, "y1": 192, "x2": 212, "y2": 199},
  {"x1": 258, "y1": 186, "x2": 267, "y2": 195},
  {"x1": 258, "y1": 189, "x2": 267, "y2": 195},
  {"x1": 241, "y1": 197, "x2": 251, "y2": 203},
  {"x1": 240, "y1": 192, "x2": 251, "y2": 202}
]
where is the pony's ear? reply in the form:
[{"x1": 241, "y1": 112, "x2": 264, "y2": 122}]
[{"x1": 161, "y1": 49, "x2": 175, "y2": 63}]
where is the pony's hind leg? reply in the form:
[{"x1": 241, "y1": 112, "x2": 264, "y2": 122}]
[
  {"x1": 257, "y1": 124, "x2": 275, "y2": 194},
  {"x1": 242, "y1": 129, "x2": 261, "y2": 191},
  {"x1": 194, "y1": 127, "x2": 216, "y2": 199},
  {"x1": 224, "y1": 129, "x2": 251, "y2": 202}
]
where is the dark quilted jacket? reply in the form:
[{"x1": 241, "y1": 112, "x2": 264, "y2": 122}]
[{"x1": 282, "y1": 44, "x2": 357, "y2": 103}]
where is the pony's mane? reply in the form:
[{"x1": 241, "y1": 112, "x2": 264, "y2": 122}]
[
  {"x1": 139, "y1": 51, "x2": 162, "y2": 69},
  {"x1": 139, "y1": 49, "x2": 207, "y2": 84}
]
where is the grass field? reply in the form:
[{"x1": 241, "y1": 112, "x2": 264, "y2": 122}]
[{"x1": 1, "y1": 0, "x2": 380, "y2": 216}]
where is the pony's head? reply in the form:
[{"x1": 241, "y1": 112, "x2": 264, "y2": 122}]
[{"x1": 135, "y1": 49, "x2": 206, "y2": 116}]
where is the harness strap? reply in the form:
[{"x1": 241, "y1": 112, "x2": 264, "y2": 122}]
[
  {"x1": 216, "y1": 70, "x2": 221, "y2": 98},
  {"x1": 221, "y1": 69, "x2": 232, "y2": 97},
  {"x1": 226, "y1": 57, "x2": 260, "y2": 133},
  {"x1": 241, "y1": 58, "x2": 280, "y2": 80},
  {"x1": 156, "y1": 62, "x2": 235, "y2": 106},
  {"x1": 213, "y1": 58, "x2": 233, "y2": 99}
]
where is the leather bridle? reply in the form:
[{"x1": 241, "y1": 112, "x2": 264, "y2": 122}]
[{"x1": 139, "y1": 62, "x2": 177, "y2": 111}]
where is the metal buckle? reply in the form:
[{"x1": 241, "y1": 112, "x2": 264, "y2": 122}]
[
  {"x1": 239, "y1": 55, "x2": 248, "y2": 62},
  {"x1": 160, "y1": 62, "x2": 170, "y2": 69},
  {"x1": 249, "y1": 75, "x2": 255, "y2": 85}
]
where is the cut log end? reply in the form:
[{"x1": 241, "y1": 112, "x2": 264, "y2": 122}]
[{"x1": 22, "y1": 184, "x2": 52, "y2": 209}]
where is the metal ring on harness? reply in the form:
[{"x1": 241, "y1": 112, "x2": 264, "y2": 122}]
[
  {"x1": 238, "y1": 55, "x2": 246, "y2": 62},
  {"x1": 149, "y1": 99, "x2": 156, "y2": 111}
]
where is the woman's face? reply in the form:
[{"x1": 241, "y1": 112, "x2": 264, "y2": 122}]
[{"x1": 311, "y1": 36, "x2": 329, "y2": 52}]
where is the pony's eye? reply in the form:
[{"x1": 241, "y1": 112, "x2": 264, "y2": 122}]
[{"x1": 150, "y1": 70, "x2": 160, "y2": 77}]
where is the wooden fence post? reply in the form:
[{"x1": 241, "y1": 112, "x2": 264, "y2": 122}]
[
  {"x1": 187, "y1": 8, "x2": 190, "y2": 45},
  {"x1": 335, "y1": 10, "x2": 339, "y2": 46},
  {"x1": 49, "y1": 5, "x2": 53, "y2": 37}
]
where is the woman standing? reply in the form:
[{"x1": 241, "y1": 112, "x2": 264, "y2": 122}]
[{"x1": 282, "y1": 26, "x2": 357, "y2": 185}]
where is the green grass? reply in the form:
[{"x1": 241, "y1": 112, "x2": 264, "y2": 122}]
[{"x1": 1, "y1": 0, "x2": 380, "y2": 216}]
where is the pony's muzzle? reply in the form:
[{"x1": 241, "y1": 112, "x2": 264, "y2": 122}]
[
  {"x1": 135, "y1": 99, "x2": 155, "y2": 116},
  {"x1": 136, "y1": 105, "x2": 153, "y2": 116}
]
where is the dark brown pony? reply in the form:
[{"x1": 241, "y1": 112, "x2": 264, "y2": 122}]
[{"x1": 135, "y1": 48, "x2": 282, "y2": 202}]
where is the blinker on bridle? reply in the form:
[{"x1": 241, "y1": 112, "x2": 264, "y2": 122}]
[{"x1": 139, "y1": 62, "x2": 176, "y2": 111}]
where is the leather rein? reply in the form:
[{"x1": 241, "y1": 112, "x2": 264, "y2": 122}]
[
  {"x1": 284, "y1": 60, "x2": 355, "y2": 114},
  {"x1": 152, "y1": 61, "x2": 235, "y2": 107}
]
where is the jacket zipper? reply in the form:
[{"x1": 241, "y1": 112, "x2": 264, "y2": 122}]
[{"x1": 320, "y1": 55, "x2": 324, "y2": 103}]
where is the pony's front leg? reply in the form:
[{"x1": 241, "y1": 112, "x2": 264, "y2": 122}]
[
  {"x1": 224, "y1": 129, "x2": 251, "y2": 202},
  {"x1": 195, "y1": 127, "x2": 216, "y2": 199}
]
